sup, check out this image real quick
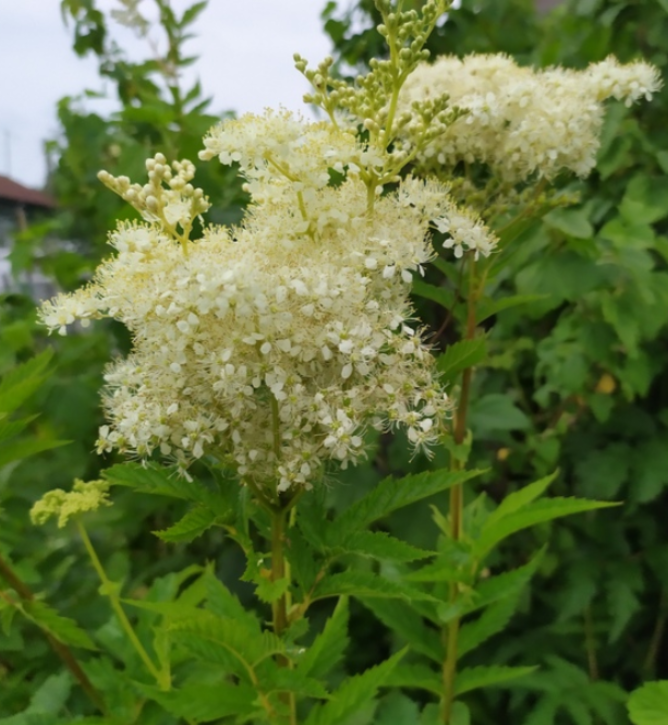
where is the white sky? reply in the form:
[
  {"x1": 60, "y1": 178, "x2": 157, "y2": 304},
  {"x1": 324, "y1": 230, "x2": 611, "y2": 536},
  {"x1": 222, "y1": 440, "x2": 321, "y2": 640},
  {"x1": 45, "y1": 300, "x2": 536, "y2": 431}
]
[{"x1": 0, "y1": 1, "x2": 343, "y2": 189}]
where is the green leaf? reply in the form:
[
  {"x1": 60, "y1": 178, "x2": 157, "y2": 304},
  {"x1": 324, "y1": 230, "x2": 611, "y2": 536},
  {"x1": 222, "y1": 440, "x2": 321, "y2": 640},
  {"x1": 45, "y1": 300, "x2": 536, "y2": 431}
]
[
  {"x1": 475, "y1": 294, "x2": 546, "y2": 325},
  {"x1": 475, "y1": 497, "x2": 618, "y2": 559},
  {"x1": 412, "y1": 279, "x2": 455, "y2": 309},
  {"x1": 361, "y1": 598, "x2": 443, "y2": 663},
  {"x1": 458, "y1": 594, "x2": 521, "y2": 657},
  {"x1": 0, "y1": 414, "x2": 38, "y2": 444},
  {"x1": 454, "y1": 665, "x2": 537, "y2": 695},
  {"x1": 179, "y1": 0, "x2": 207, "y2": 28},
  {"x1": 29, "y1": 672, "x2": 72, "y2": 715},
  {"x1": 0, "y1": 350, "x2": 53, "y2": 414},
  {"x1": 334, "y1": 531, "x2": 433, "y2": 562},
  {"x1": 169, "y1": 610, "x2": 284, "y2": 672},
  {"x1": 619, "y1": 175, "x2": 668, "y2": 225},
  {"x1": 628, "y1": 681, "x2": 668, "y2": 725},
  {"x1": 153, "y1": 505, "x2": 217, "y2": 543},
  {"x1": 436, "y1": 339, "x2": 487, "y2": 384},
  {"x1": 312, "y1": 571, "x2": 436, "y2": 603},
  {"x1": 139, "y1": 682, "x2": 258, "y2": 723},
  {"x1": 203, "y1": 568, "x2": 260, "y2": 632},
  {"x1": 468, "y1": 393, "x2": 531, "y2": 434},
  {"x1": 375, "y1": 693, "x2": 421, "y2": 725},
  {"x1": 385, "y1": 662, "x2": 442, "y2": 695},
  {"x1": 298, "y1": 596, "x2": 349, "y2": 679},
  {"x1": 104, "y1": 462, "x2": 229, "y2": 514},
  {"x1": 22, "y1": 601, "x2": 97, "y2": 651},
  {"x1": 484, "y1": 472, "x2": 557, "y2": 528},
  {"x1": 328, "y1": 468, "x2": 479, "y2": 544},
  {"x1": 630, "y1": 439, "x2": 668, "y2": 503},
  {"x1": 0, "y1": 438, "x2": 70, "y2": 468},
  {"x1": 544, "y1": 207, "x2": 593, "y2": 239},
  {"x1": 304, "y1": 649, "x2": 405, "y2": 725},
  {"x1": 461, "y1": 549, "x2": 545, "y2": 617}
]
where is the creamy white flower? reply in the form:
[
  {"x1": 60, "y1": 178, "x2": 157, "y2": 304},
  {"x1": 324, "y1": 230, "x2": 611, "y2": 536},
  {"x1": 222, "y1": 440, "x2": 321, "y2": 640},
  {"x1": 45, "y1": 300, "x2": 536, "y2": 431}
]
[
  {"x1": 401, "y1": 53, "x2": 661, "y2": 180},
  {"x1": 41, "y1": 116, "x2": 453, "y2": 492}
]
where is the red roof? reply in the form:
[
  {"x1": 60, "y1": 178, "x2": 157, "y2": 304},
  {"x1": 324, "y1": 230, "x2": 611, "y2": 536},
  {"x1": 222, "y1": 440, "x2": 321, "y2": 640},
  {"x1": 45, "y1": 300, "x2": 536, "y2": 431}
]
[{"x1": 0, "y1": 175, "x2": 55, "y2": 209}]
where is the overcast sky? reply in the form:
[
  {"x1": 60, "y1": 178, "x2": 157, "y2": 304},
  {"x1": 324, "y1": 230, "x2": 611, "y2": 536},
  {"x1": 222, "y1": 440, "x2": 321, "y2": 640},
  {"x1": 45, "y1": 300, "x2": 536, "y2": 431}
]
[{"x1": 0, "y1": 1, "x2": 343, "y2": 189}]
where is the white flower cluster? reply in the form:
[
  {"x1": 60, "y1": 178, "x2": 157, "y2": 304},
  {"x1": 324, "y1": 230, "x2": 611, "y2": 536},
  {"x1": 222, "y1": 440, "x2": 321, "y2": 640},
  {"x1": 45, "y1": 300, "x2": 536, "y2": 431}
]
[
  {"x1": 401, "y1": 54, "x2": 661, "y2": 180},
  {"x1": 40, "y1": 113, "x2": 473, "y2": 493}
]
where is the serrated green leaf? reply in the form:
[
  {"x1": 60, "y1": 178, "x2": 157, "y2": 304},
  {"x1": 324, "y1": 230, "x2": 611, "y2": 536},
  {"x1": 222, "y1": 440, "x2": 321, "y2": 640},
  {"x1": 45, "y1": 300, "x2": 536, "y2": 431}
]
[
  {"x1": 138, "y1": 682, "x2": 258, "y2": 722},
  {"x1": 20, "y1": 600, "x2": 97, "y2": 650},
  {"x1": 475, "y1": 498, "x2": 619, "y2": 559},
  {"x1": 203, "y1": 568, "x2": 260, "y2": 631},
  {"x1": 437, "y1": 339, "x2": 487, "y2": 383},
  {"x1": 384, "y1": 662, "x2": 442, "y2": 695},
  {"x1": 458, "y1": 593, "x2": 521, "y2": 657},
  {"x1": 265, "y1": 668, "x2": 330, "y2": 699},
  {"x1": 305, "y1": 649, "x2": 405, "y2": 725},
  {"x1": 461, "y1": 549, "x2": 545, "y2": 617},
  {"x1": 476, "y1": 294, "x2": 546, "y2": 325},
  {"x1": 169, "y1": 610, "x2": 284, "y2": 671},
  {"x1": 334, "y1": 531, "x2": 433, "y2": 562},
  {"x1": 455, "y1": 665, "x2": 536, "y2": 695},
  {"x1": 628, "y1": 681, "x2": 668, "y2": 725},
  {"x1": 328, "y1": 469, "x2": 479, "y2": 545},
  {"x1": 299, "y1": 596, "x2": 349, "y2": 679},
  {"x1": 312, "y1": 571, "x2": 435, "y2": 603},
  {"x1": 361, "y1": 598, "x2": 443, "y2": 663},
  {"x1": 153, "y1": 505, "x2": 217, "y2": 543},
  {"x1": 104, "y1": 462, "x2": 229, "y2": 515},
  {"x1": 484, "y1": 472, "x2": 557, "y2": 528}
]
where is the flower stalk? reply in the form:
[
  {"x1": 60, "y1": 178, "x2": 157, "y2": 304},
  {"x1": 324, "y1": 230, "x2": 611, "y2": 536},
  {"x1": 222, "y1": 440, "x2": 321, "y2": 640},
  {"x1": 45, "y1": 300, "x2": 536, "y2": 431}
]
[
  {"x1": 76, "y1": 520, "x2": 170, "y2": 691},
  {"x1": 441, "y1": 253, "x2": 479, "y2": 724},
  {"x1": 0, "y1": 552, "x2": 106, "y2": 714}
]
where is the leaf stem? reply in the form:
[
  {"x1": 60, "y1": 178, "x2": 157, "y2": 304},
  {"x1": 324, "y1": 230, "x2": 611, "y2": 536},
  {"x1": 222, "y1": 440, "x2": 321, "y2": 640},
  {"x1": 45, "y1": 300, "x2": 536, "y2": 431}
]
[
  {"x1": 0, "y1": 552, "x2": 106, "y2": 714},
  {"x1": 76, "y1": 520, "x2": 170, "y2": 690}
]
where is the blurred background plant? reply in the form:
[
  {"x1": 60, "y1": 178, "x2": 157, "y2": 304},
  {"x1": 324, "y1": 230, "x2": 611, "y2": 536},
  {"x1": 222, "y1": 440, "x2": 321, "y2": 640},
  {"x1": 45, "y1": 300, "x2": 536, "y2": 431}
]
[
  {"x1": 1, "y1": 0, "x2": 667, "y2": 723},
  {"x1": 0, "y1": 0, "x2": 245, "y2": 717}
]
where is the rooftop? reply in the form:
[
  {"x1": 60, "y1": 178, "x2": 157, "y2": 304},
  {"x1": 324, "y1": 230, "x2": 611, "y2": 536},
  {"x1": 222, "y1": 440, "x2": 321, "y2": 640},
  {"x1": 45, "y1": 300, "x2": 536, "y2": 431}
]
[{"x1": 0, "y1": 174, "x2": 54, "y2": 209}]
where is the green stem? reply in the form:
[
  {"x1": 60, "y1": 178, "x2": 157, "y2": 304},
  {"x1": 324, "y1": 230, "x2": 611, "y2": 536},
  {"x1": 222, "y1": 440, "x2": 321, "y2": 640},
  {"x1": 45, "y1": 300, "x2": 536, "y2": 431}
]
[
  {"x1": 441, "y1": 253, "x2": 478, "y2": 724},
  {"x1": 0, "y1": 552, "x2": 106, "y2": 715},
  {"x1": 584, "y1": 605, "x2": 599, "y2": 681},
  {"x1": 643, "y1": 591, "x2": 667, "y2": 676},
  {"x1": 76, "y1": 520, "x2": 169, "y2": 690},
  {"x1": 271, "y1": 503, "x2": 297, "y2": 725}
]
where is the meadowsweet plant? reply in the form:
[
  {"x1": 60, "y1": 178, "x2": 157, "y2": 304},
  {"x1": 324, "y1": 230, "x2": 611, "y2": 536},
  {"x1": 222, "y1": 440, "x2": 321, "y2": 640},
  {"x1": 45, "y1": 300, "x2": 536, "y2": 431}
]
[{"x1": 5, "y1": 1, "x2": 658, "y2": 723}]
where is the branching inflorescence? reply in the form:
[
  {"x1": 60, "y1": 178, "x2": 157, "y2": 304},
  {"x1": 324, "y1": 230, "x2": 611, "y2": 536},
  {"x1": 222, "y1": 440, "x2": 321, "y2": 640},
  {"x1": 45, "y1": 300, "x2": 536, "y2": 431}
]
[{"x1": 39, "y1": 0, "x2": 659, "y2": 503}]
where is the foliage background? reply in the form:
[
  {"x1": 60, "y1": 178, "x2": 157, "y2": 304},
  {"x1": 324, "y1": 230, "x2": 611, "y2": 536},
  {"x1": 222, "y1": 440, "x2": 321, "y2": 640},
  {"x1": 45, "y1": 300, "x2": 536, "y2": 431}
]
[{"x1": 1, "y1": 0, "x2": 667, "y2": 723}]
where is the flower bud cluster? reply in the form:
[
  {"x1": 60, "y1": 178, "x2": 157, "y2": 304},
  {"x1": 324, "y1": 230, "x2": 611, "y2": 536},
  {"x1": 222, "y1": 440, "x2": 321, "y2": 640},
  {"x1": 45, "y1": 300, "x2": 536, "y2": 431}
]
[
  {"x1": 30, "y1": 479, "x2": 112, "y2": 528},
  {"x1": 98, "y1": 154, "x2": 210, "y2": 246},
  {"x1": 294, "y1": 0, "x2": 450, "y2": 174},
  {"x1": 401, "y1": 53, "x2": 661, "y2": 180},
  {"x1": 41, "y1": 115, "x2": 464, "y2": 492}
]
